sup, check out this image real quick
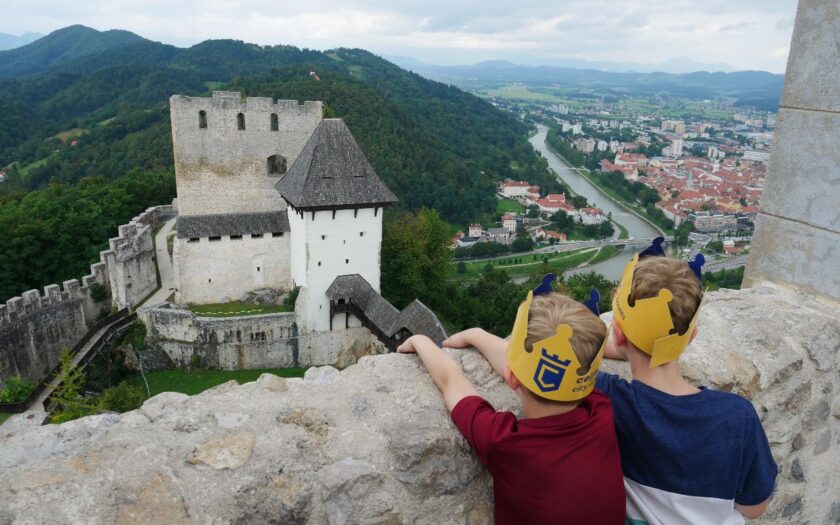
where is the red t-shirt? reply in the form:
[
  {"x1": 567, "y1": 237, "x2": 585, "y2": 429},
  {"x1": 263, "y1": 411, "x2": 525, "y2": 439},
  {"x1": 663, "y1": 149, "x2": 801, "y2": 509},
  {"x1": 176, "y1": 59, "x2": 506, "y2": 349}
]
[{"x1": 451, "y1": 390, "x2": 625, "y2": 525}]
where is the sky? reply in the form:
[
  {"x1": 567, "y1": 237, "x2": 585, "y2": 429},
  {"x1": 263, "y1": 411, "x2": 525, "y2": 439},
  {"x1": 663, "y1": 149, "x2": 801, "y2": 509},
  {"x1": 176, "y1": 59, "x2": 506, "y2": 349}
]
[{"x1": 0, "y1": 0, "x2": 799, "y2": 72}]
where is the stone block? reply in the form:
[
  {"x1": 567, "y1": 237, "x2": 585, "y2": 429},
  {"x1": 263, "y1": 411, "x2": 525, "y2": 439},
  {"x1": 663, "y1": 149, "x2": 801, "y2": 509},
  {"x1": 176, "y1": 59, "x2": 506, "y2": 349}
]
[
  {"x1": 781, "y1": 0, "x2": 840, "y2": 113},
  {"x1": 745, "y1": 213, "x2": 840, "y2": 299},
  {"x1": 758, "y1": 108, "x2": 840, "y2": 233}
]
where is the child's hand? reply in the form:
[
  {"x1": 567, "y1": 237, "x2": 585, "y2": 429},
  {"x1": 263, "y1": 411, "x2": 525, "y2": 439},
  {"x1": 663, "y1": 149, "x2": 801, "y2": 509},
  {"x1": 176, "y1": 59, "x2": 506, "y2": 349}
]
[
  {"x1": 442, "y1": 328, "x2": 480, "y2": 348},
  {"x1": 397, "y1": 337, "x2": 418, "y2": 354}
]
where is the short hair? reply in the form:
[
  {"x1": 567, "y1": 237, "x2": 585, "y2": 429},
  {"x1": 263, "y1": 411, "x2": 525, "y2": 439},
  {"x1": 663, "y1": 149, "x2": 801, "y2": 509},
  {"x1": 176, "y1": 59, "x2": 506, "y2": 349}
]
[
  {"x1": 631, "y1": 257, "x2": 703, "y2": 335},
  {"x1": 524, "y1": 292, "x2": 606, "y2": 373}
]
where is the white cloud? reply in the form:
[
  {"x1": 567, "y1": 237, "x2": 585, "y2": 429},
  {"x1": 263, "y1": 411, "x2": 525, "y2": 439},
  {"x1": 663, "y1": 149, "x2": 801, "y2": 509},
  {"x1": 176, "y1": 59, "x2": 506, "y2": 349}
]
[{"x1": 0, "y1": 0, "x2": 798, "y2": 72}]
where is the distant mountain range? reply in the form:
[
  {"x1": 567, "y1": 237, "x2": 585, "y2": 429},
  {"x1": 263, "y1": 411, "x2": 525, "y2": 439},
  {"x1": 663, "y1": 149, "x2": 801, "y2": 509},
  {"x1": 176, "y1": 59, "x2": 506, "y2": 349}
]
[
  {"x1": 388, "y1": 57, "x2": 784, "y2": 110},
  {"x1": 0, "y1": 31, "x2": 43, "y2": 52}
]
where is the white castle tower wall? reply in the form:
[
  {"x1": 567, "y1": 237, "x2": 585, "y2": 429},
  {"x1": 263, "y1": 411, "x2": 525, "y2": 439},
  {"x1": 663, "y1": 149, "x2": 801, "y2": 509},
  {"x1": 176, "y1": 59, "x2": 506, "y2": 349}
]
[{"x1": 290, "y1": 207, "x2": 383, "y2": 333}]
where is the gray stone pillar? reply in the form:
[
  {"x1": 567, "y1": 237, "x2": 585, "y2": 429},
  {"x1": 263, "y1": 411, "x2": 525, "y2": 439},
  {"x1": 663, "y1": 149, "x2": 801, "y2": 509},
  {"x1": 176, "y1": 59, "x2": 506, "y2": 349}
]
[{"x1": 744, "y1": 0, "x2": 840, "y2": 299}]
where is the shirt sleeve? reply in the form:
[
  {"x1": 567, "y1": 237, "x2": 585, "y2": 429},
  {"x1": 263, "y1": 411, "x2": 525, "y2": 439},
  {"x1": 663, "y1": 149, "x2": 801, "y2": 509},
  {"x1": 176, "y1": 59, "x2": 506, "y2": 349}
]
[
  {"x1": 735, "y1": 404, "x2": 778, "y2": 505},
  {"x1": 450, "y1": 395, "x2": 515, "y2": 466},
  {"x1": 595, "y1": 371, "x2": 619, "y2": 396}
]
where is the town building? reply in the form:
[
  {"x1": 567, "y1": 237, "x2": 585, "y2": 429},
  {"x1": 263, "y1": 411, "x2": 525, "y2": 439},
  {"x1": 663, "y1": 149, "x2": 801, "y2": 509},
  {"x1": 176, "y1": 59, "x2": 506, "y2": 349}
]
[
  {"x1": 499, "y1": 179, "x2": 530, "y2": 198},
  {"x1": 468, "y1": 223, "x2": 483, "y2": 238},
  {"x1": 501, "y1": 213, "x2": 517, "y2": 233}
]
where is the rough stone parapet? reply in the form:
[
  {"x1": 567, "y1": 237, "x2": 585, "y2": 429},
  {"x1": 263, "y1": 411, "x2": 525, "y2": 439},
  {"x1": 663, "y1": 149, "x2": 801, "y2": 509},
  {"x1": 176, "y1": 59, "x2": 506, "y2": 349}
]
[{"x1": 1, "y1": 283, "x2": 836, "y2": 523}]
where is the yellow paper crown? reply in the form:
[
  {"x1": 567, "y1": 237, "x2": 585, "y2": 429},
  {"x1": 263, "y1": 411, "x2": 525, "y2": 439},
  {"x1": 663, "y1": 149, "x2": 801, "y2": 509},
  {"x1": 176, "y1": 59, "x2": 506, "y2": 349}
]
[
  {"x1": 506, "y1": 291, "x2": 605, "y2": 402},
  {"x1": 612, "y1": 254, "x2": 701, "y2": 367}
]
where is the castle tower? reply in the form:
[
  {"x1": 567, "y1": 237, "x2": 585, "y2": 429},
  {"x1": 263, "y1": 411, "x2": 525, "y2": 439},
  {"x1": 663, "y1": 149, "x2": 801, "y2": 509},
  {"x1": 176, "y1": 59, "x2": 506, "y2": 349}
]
[
  {"x1": 276, "y1": 119, "x2": 398, "y2": 332},
  {"x1": 169, "y1": 91, "x2": 323, "y2": 304}
]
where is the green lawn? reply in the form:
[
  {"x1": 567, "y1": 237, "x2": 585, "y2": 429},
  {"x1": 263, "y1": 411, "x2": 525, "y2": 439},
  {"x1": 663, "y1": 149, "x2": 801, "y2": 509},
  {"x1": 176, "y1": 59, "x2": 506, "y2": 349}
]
[
  {"x1": 128, "y1": 367, "x2": 307, "y2": 397},
  {"x1": 496, "y1": 198, "x2": 524, "y2": 215},
  {"x1": 616, "y1": 221, "x2": 629, "y2": 240},
  {"x1": 19, "y1": 157, "x2": 49, "y2": 176},
  {"x1": 189, "y1": 302, "x2": 292, "y2": 317},
  {"x1": 587, "y1": 245, "x2": 621, "y2": 265},
  {"x1": 452, "y1": 247, "x2": 597, "y2": 280}
]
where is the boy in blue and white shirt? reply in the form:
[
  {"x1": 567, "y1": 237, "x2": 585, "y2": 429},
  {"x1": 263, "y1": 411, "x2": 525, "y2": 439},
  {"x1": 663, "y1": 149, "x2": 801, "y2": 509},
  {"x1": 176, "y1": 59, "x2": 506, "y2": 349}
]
[{"x1": 598, "y1": 247, "x2": 777, "y2": 524}]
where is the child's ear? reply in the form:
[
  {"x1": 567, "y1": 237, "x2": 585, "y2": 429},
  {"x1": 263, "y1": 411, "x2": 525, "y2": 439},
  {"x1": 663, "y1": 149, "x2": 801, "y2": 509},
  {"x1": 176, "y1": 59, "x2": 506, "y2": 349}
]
[
  {"x1": 612, "y1": 320, "x2": 627, "y2": 348},
  {"x1": 503, "y1": 366, "x2": 520, "y2": 391}
]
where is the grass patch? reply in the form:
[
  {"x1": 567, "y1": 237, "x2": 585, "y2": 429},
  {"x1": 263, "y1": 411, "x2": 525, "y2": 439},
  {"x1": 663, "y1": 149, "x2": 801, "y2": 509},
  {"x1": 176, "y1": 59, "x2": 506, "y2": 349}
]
[
  {"x1": 587, "y1": 245, "x2": 621, "y2": 265},
  {"x1": 189, "y1": 301, "x2": 292, "y2": 317},
  {"x1": 452, "y1": 247, "x2": 597, "y2": 280},
  {"x1": 495, "y1": 198, "x2": 524, "y2": 215},
  {"x1": 19, "y1": 157, "x2": 49, "y2": 176},
  {"x1": 204, "y1": 81, "x2": 226, "y2": 91},
  {"x1": 51, "y1": 127, "x2": 86, "y2": 142},
  {"x1": 0, "y1": 413, "x2": 10, "y2": 426},
  {"x1": 616, "y1": 221, "x2": 629, "y2": 240},
  {"x1": 510, "y1": 160, "x2": 521, "y2": 171},
  {"x1": 128, "y1": 368, "x2": 307, "y2": 397}
]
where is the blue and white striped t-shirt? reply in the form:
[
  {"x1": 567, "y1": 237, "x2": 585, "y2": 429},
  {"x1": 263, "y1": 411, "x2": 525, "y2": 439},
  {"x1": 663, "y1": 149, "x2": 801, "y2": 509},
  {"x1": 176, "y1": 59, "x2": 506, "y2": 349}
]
[{"x1": 596, "y1": 373, "x2": 778, "y2": 525}]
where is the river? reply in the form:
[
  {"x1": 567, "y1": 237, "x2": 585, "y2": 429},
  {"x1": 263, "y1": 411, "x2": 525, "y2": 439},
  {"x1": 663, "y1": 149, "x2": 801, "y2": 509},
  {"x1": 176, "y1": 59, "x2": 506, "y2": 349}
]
[{"x1": 527, "y1": 125, "x2": 660, "y2": 281}]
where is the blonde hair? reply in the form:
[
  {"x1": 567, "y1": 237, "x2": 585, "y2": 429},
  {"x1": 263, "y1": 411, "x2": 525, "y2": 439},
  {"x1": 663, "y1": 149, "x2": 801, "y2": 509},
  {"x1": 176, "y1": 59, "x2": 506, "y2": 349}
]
[
  {"x1": 631, "y1": 257, "x2": 703, "y2": 335},
  {"x1": 524, "y1": 292, "x2": 606, "y2": 373}
]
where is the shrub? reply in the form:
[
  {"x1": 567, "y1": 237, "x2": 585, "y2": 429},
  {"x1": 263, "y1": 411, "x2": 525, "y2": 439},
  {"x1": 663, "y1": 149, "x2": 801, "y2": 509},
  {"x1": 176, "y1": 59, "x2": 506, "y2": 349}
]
[
  {"x1": 89, "y1": 282, "x2": 108, "y2": 303},
  {"x1": 0, "y1": 375, "x2": 36, "y2": 403},
  {"x1": 100, "y1": 382, "x2": 147, "y2": 412},
  {"x1": 284, "y1": 287, "x2": 301, "y2": 311}
]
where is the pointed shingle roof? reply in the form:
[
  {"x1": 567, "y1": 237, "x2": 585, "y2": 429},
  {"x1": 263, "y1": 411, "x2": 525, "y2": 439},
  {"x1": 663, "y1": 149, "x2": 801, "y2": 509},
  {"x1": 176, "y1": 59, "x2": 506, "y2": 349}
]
[{"x1": 275, "y1": 119, "x2": 398, "y2": 210}]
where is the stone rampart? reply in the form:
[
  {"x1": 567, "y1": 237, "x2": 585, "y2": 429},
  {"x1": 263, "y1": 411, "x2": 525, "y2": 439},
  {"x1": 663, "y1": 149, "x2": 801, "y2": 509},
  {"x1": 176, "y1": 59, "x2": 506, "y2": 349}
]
[
  {"x1": 0, "y1": 203, "x2": 175, "y2": 382},
  {"x1": 139, "y1": 303, "x2": 385, "y2": 370},
  {"x1": 1, "y1": 283, "x2": 837, "y2": 524}
]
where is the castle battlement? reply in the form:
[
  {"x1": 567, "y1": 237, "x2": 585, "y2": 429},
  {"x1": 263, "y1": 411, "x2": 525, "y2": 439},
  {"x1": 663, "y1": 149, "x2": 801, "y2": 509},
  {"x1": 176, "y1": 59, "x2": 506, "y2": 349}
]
[{"x1": 172, "y1": 91, "x2": 323, "y2": 117}]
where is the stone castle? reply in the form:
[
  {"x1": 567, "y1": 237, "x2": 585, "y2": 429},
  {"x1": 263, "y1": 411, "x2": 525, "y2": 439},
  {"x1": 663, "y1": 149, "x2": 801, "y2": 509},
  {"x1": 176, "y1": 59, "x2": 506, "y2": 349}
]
[{"x1": 0, "y1": 91, "x2": 447, "y2": 380}]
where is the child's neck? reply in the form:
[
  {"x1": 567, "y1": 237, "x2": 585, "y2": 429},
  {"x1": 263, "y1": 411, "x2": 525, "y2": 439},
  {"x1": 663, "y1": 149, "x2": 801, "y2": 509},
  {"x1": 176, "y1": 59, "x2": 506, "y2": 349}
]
[
  {"x1": 520, "y1": 394, "x2": 580, "y2": 419},
  {"x1": 627, "y1": 351, "x2": 700, "y2": 396}
]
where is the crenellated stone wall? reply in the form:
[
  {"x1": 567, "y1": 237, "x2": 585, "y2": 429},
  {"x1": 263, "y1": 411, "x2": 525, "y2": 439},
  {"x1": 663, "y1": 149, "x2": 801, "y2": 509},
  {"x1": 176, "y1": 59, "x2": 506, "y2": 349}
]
[
  {"x1": 0, "y1": 283, "x2": 837, "y2": 524},
  {"x1": 0, "y1": 202, "x2": 175, "y2": 382},
  {"x1": 138, "y1": 302, "x2": 385, "y2": 371}
]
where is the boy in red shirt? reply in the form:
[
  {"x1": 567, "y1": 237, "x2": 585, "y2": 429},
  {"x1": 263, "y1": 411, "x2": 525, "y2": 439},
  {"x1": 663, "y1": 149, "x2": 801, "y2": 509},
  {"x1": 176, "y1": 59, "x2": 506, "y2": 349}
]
[{"x1": 398, "y1": 277, "x2": 625, "y2": 524}]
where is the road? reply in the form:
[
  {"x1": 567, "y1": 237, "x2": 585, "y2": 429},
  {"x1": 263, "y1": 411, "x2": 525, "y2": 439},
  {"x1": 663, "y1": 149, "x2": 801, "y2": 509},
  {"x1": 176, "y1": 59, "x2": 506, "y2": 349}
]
[
  {"x1": 702, "y1": 254, "x2": 748, "y2": 273},
  {"x1": 141, "y1": 217, "x2": 177, "y2": 307}
]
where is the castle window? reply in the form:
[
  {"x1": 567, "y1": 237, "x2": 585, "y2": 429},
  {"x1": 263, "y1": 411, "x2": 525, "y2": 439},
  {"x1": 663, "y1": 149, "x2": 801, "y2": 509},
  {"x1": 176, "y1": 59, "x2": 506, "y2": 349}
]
[
  {"x1": 271, "y1": 113, "x2": 279, "y2": 131},
  {"x1": 208, "y1": 278, "x2": 212, "y2": 283},
  {"x1": 252, "y1": 233, "x2": 263, "y2": 239},
  {"x1": 237, "y1": 113, "x2": 245, "y2": 130},
  {"x1": 199, "y1": 110, "x2": 207, "y2": 129},
  {"x1": 209, "y1": 236, "x2": 221, "y2": 242},
  {"x1": 272, "y1": 232, "x2": 283, "y2": 237},
  {"x1": 360, "y1": 232, "x2": 365, "y2": 237},
  {"x1": 230, "y1": 235, "x2": 242, "y2": 240},
  {"x1": 345, "y1": 259, "x2": 349, "y2": 264},
  {"x1": 321, "y1": 235, "x2": 326, "y2": 240},
  {"x1": 318, "y1": 261, "x2": 322, "y2": 267},
  {"x1": 257, "y1": 267, "x2": 261, "y2": 272},
  {"x1": 267, "y1": 155, "x2": 287, "y2": 175},
  {"x1": 188, "y1": 237, "x2": 200, "y2": 243}
]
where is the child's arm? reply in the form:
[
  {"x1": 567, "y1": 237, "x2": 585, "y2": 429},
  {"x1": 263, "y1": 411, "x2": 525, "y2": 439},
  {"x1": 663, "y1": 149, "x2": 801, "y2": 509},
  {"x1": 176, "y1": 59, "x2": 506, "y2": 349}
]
[
  {"x1": 443, "y1": 328, "x2": 508, "y2": 377},
  {"x1": 735, "y1": 500, "x2": 770, "y2": 520},
  {"x1": 398, "y1": 335, "x2": 479, "y2": 411}
]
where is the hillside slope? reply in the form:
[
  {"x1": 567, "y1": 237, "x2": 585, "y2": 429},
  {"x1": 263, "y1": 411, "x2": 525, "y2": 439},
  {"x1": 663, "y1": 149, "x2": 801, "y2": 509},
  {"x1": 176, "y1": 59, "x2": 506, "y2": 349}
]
[{"x1": 0, "y1": 27, "x2": 557, "y2": 299}]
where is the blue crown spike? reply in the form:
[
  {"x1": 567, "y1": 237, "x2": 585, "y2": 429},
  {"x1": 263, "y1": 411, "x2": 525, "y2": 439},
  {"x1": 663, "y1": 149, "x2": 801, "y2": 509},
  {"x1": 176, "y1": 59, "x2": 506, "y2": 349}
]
[
  {"x1": 638, "y1": 236, "x2": 666, "y2": 258},
  {"x1": 533, "y1": 273, "x2": 556, "y2": 296},
  {"x1": 689, "y1": 253, "x2": 705, "y2": 281},
  {"x1": 584, "y1": 289, "x2": 601, "y2": 316}
]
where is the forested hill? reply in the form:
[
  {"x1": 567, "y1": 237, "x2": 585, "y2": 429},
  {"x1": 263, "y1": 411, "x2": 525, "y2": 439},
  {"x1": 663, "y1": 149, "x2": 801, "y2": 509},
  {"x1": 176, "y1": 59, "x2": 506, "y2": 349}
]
[{"x1": 0, "y1": 26, "x2": 557, "y2": 299}]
